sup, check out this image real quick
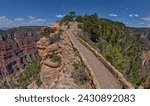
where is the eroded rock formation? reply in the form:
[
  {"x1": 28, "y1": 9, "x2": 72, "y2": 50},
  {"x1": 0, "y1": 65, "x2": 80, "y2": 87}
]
[{"x1": 35, "y1": 23, "x2": 93, "y2": 89}]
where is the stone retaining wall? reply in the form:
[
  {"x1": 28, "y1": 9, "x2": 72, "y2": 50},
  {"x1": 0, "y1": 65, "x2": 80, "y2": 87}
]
[{"x1": 78, "y1": 37, "x2": 134, "y2": 89}]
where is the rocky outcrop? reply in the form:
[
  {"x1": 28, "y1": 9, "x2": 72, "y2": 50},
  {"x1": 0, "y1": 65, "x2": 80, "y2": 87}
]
[
  {"x1": 141, "y1": 51, "x2": 150, "y2": 88},
  {"x1": 142, "y1": 51, "x2": 150, "y2": 66},
  {"x1": 35, "y1": 24, "x2": 94, "y2": 89}
]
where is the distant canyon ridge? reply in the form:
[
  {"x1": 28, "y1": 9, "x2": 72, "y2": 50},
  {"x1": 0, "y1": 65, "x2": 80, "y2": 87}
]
[
  {"x1": 0, "y1": 19, "x2": 150, "y2": 88},
  {"x1": 0, "y1": 26, "x2": 42, "y2": 79}
]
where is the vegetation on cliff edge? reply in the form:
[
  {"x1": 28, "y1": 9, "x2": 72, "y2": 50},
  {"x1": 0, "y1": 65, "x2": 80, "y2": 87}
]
[
  {"x1": 17, "y1": 59, "x2": 41, "y2": 88},
  {"x1": 60, "y1": 12, "x2": 144, "y2": 87}
]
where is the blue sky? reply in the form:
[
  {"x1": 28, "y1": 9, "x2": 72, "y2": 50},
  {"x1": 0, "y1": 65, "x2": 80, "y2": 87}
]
[{"x1": 0, "y1": 0, "x2": 150, "y2": 28}]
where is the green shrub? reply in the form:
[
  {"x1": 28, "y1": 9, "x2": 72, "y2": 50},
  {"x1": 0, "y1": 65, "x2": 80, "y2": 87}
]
[
  {"x1": 76, "y1": 13, "x2": 143, "y2": 86},
  {"x1": 51, "y1": 54, "x2": 61, "y2": 63},
  {"x1": 17, "y1": 59, "x2": 41, "y2": 88},
  {"x1": 58, "y1": 29, "x2": 64, "y2": 35},
  {"x1": 72, "y1": 62, "x2": 90, "y2": 84}
]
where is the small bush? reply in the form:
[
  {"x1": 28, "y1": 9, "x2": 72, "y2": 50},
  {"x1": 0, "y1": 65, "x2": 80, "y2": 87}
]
[
  {"x1": 58, "y1": 29, "x2": 64, "y2": 35},
  {"x1": 35, "y1": 74, "x2": 42, "y2": 87},
  {"x1": 17, "y1": 59, "x2": 41, "y2": 88},
  {"x1": 72, "y1": 62, "x2": 90, "y2": 84},
  {"x1": 49, "y1": 33, "x2": 61, "y2": 43},
  {"x1": 67, "y1": 25, "x2": 70, "y2": 29},
  {"x1": 51, "y1": 54, "x2": 61, "y2": 63}
]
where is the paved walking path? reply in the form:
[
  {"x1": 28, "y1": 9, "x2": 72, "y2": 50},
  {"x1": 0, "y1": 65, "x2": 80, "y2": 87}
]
[{"x1": 67, "y1": 29, "x2": 122, "y2": 89}]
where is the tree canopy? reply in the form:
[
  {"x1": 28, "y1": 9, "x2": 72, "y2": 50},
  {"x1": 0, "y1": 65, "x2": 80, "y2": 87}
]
[{"x1": 75, "y1": 13, "x2": 143, "y2": 87}]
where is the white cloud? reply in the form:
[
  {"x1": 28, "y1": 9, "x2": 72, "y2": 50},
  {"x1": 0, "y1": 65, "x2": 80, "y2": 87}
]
[
  {"x1": 56, "y1": 15, "x2": 64, "y2": 18},
  {"x1": 120, "y1": 6, "x2": 129, "y2": 10},
  {"x1": 147, "y1": 23, "x2": 150, "y2": 27},
  {"x1": 0, "y1": 16, "x2": 47, "y2": 28},
  {"x1": 34, "y1": 19, "x2": 46, "y2": 23},
  {"x1": 14, "y1": 18, "x2": 24, "y2": 22},
  {"x1": 139, "y1": 22, "x2": 145, "y2": 25},
  {"x1": 129, "y1": 14, "x2": 139, "y2": 17},
  {"x1": 29, "y1": 18, "x2": 46, "y2": 23},
  {"x1": 28, "y1": 16, "x2": 46, "y2": 23},
  {"x1": 141, "y1": 17, "x2": 150, "y2": 21},
  {"x1": 109, "y1": 13, "x2": 118, "y2": 17},
  {"x1": 0, "y1": 16, "x2": 11, "y2": 24},
  {"x1": 13, "y1": 18, "x2": 25, "y2": 26},
  {"x1": 134, "y1": 14, "x2": 139, "y2": 17},
  {"x1": 28, "y1": 16, "x2": 36, "y2": 20},
  {"x1": 129, "y1": 14, "x2": 133, "y2": 17},
  {"x1": 140, "y1": 23, "x2": 150, "y2": 27},
  {"x1": 140, "y1": 16, "x2": 150, "y2": 27}
]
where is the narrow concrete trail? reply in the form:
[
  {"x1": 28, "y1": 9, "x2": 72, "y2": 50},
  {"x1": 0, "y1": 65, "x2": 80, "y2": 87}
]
[{"x1": 67, "y1": 29, "x2": 122, "y2": 89}]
